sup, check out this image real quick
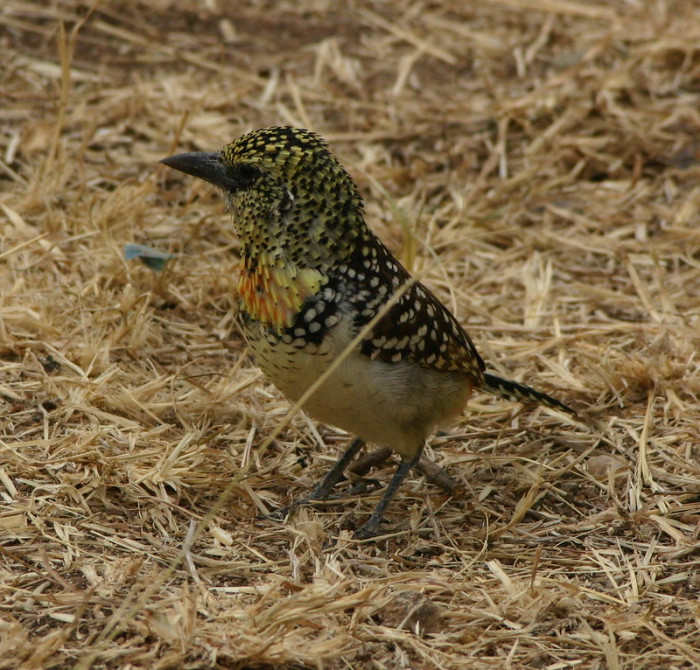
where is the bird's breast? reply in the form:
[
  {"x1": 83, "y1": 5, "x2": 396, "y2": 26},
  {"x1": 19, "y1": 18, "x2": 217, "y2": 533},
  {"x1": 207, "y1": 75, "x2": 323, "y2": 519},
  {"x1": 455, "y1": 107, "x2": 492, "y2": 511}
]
[
  {"x1": 237, "y1": 258, "x2": 325, "y2": 331},
  {"x1": 241, "y1": 308, "x2": 473, "y2": 458}
]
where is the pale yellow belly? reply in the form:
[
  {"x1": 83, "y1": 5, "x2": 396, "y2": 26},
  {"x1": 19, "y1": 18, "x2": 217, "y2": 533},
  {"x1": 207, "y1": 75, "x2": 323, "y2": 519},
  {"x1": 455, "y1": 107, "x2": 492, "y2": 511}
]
[{"x1": 245, "y1": 317, "x2": 473, "y2": 458}]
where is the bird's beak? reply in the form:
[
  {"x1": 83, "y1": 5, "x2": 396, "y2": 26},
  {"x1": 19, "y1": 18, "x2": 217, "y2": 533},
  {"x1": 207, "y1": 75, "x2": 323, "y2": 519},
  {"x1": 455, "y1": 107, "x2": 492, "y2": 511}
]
[{"x1": 160, "y1": 151, "x2": 236, "y2": 190}]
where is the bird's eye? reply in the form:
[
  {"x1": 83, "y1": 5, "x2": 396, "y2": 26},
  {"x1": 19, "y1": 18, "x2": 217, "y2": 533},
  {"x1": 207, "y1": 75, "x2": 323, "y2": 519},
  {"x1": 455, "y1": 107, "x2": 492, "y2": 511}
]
[{"x1": 231, "y1": 163, "x2": 262, "y2": 189}]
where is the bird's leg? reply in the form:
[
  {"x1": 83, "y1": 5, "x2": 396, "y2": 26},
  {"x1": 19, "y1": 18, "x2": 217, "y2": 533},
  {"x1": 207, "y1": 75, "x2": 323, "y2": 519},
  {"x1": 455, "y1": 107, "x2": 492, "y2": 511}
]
[
  {"x1": 348, "y1": 445, "x2": 393, "y2": 477},
  {"x1": 349, "y1": 446, "x2": 461, "y2": 496},
  {"x1": 354, "y1": 448, "x2": 423, "y2": 539},
  {"x1": 270, "y1": 437, "x2": 366, "y2": 521},
  {"x1": 309, "y1": 437, "x2": 366, "y2": 501},
  {"x1": 343, "y1": 445, "x2": 391, "y2": 495}
]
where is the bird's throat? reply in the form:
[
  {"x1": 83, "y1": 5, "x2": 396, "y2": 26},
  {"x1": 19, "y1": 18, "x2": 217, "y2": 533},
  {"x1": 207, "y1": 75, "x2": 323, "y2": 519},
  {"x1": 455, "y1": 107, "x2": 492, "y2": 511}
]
[{"x1": 237, "y1": 256, "x2": 324, "y2": 331}]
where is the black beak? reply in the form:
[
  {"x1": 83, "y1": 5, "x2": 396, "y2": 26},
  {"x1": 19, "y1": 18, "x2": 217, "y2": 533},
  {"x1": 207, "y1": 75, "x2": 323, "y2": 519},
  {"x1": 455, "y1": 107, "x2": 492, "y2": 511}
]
[{"x1": 160, "y1": 151, "x2": 236, "y2": 190}]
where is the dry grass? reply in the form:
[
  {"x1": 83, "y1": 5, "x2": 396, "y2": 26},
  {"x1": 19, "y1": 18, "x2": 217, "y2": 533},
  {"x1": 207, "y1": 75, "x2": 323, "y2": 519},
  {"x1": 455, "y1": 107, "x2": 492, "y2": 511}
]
[{"x1": 2, "y1": 0, "x2": 699, "y2": 668}]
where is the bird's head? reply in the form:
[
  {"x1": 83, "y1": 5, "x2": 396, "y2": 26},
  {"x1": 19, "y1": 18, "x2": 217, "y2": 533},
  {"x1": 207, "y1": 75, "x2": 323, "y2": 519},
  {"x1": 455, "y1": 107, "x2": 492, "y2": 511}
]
[{"x1": 161, "y1": 127, "x2": 366, "y2": 268}]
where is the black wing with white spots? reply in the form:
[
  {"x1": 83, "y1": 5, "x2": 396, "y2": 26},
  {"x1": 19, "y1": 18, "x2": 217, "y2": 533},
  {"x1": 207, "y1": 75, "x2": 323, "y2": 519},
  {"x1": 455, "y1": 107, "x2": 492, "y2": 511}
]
[{"x1": 340, "y1": 234, "x2": 485, "y2": 379}]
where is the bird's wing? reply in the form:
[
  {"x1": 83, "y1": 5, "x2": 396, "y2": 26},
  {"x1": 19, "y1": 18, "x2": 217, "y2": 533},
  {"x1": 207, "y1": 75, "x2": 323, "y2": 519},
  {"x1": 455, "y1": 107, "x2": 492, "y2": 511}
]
[{"x1": 346, "y1": 239, "x2": 485, "y2": 378}]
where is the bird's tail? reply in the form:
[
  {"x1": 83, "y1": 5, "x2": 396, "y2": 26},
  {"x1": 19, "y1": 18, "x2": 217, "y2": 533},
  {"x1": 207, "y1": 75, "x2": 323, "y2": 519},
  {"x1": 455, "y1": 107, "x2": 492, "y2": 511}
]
[{"x1": 481, "y1": 372, "x2": 577, "y2": 417}]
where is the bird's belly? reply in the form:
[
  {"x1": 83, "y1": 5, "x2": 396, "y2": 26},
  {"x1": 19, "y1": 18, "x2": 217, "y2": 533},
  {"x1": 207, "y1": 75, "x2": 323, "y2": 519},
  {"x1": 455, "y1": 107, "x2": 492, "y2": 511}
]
[{"x1": 245, "y1": 318, "x2": 473, "y2": 458}]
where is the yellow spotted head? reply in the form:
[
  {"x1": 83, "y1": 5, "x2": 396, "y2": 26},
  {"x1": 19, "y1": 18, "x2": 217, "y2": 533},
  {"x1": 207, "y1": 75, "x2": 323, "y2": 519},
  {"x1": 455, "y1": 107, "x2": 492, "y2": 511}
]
[{"x1": 161, "y1": 127, "x2": 367, "y2": 269}]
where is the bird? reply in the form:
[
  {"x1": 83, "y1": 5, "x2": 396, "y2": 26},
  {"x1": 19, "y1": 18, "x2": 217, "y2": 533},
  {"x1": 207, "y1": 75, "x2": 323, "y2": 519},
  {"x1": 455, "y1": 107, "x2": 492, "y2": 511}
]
[{"x1": 161, "y1": 126, "x2": 576, "y2": 539}]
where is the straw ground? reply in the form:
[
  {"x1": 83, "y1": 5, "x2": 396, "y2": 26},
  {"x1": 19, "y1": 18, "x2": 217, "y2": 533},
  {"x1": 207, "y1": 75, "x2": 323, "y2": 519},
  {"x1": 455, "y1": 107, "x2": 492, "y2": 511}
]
[{"x1": 1, "y1": 1, "x2": 699, "y2": 668}]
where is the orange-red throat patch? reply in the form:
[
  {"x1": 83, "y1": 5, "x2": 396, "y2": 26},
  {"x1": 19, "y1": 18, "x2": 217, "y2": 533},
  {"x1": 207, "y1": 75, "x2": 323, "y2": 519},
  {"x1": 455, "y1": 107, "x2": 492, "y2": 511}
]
[{"x1": 237, "y1": 259, "x2": 324, "y2": 331}]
